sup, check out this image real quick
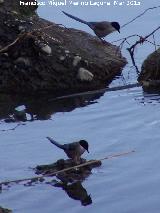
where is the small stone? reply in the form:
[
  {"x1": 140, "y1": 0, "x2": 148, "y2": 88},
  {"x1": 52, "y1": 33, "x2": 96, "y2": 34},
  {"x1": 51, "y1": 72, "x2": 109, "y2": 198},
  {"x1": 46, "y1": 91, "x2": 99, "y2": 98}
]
[
  {"x1": 77, "y1": 68, "x2": 94, "y2": 82},
  {"x1": 15, "y1": 105, "x2": 26, "y2": 111},
  {"x1": 73, "y1": 56, "x2": 81, "y2": 67},
  {"x1": 0, "y1": 0, "x2": 4, "y2": 3},
  {"x1": 15, "y1": 57, "x2": 31, "y2": 67},
  {"x1": 18, "y1": 25, "x2": 26, "y2": 32},
  {"x1": 11, "y1": 10, "x2": 18, "y2": 15},
  {"x1": 59, "y1": 56, "x2": 65, "y2": 61},
  {"x1": 141, "y1": 81, "x2": 150, "y2": 87},
  {"x1": 84, "y1": 60, "x2": 89, "y2": 66},
  {"x1": 65, "y1": 50, "x2": 70, "y2": 54},
  {"x1": 3, "y1": 53, "x2": 8, "y2": 57},
  {"x1": 41, "y1": 44, "x2": 52, "y2": 55},
  {"x1": 20, "y1": 20, "x2": 26, "y2": 23}
]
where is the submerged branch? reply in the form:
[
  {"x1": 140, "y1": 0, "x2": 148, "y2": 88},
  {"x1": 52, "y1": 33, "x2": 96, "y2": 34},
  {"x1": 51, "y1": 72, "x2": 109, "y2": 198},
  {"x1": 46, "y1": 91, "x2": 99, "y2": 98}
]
[
  {"x1": 0, "y1": 150, "x2": 135, "y2": 186},
  {"x1": 49, "y1": 83, "x2": 140, "y2": 101}
]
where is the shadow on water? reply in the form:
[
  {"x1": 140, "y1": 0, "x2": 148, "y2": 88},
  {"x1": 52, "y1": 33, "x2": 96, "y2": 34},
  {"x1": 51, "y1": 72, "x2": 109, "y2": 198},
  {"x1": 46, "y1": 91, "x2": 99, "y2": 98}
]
[
  {"x1": 0, "y1": 92, "x2": 104, "y2": 122},
  {"x1": 1, "y1": 86, "x2": 160, "y2": 123}
]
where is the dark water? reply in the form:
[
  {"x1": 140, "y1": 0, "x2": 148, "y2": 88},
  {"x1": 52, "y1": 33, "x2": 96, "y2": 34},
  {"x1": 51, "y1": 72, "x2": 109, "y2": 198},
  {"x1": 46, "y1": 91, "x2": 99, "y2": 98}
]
[{"x1": 0, "y1": 1, "x2": 160, "y2": 212}]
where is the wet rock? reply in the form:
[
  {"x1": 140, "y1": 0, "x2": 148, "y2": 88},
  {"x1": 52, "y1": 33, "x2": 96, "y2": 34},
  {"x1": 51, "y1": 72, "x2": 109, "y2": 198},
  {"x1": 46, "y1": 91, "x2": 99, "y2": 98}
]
[
  {"x1": 0, "y1": 0, "x2": 126, "y2": 96},
  {"x1": 18, "y1": 25, "x2": 27, "y2": 33},
  {"x1": 138, "y1": 48, "x2": 160, "y2": 91},
  {"x1": 0, "y1": 207, "x2": 12, "y2": 213},
  {"x1": 35, "y1": 158, "x2": 101, "y2": 183},
  {"x1": 13, "y1": 109, "x2": 27, "y2": 122},
  {"x1": 3, "y1": 105, "x2": 27, "y2": 122}
]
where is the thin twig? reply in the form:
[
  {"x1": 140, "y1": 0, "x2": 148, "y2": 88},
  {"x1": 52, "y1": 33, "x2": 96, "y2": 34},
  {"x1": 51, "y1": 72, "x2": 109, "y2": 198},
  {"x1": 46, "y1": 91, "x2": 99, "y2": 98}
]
[
  {"x1": 152, "y1": 34, "x2": 157, "y2": 51},
  {"x1": 0, "y1": 150, "x2": 135, "y2": 186},
  {"x1": 0, "y1": 36, "x2": 22, "y2": 53},
  {"x1": 128, "y1": 26, "x2": 160, "y2": 51},
  {"x1": 112, "y1": 34, "x2": 141, "y2": 44},
  {"x1": 145, "y1": 39, "x2": 159, "y2": 48},
  {"x1": 0, "y1": 33, "x2": 34, "y2": 53},
  {"x1": 121, "y1": 5, "x2": 160, "y2": 28},
  {"x1": 127, "y1": 26, "x2": 160, "y2": 74}
]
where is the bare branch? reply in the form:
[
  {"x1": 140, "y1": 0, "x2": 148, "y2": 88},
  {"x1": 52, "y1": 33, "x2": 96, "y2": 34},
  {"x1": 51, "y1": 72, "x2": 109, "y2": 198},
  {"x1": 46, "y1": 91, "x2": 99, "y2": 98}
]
[
  {"x1": 0, "y1": 35, "x2": 23, "y2": 53},
  {"x1": 122, "y1": 5, "x2": 160, "y2": 28}
]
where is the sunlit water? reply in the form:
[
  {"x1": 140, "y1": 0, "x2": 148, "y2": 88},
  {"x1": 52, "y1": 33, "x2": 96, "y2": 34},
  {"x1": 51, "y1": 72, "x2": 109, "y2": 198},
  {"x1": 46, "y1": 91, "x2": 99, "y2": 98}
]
[{"x1": 0, "y1": 1, "x2": 160, "y2": 212}]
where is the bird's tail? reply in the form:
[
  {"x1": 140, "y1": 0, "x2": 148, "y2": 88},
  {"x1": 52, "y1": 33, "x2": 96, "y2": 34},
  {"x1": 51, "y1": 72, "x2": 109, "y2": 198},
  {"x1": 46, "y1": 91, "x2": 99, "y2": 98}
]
[
  {"x1": 62, "y1": 11, "x2": 88, "y2": 25},
  {"x1": 46, "y1": 137, "x2": 64, "y2": 149}
]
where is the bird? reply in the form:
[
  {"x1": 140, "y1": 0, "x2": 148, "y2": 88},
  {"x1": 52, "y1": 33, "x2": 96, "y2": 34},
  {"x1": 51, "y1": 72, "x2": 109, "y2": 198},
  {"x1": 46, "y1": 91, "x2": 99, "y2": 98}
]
[
  {"x1": 62, "y1": 11, "x2": 120, "y2": 42},
  {"x1": 46, "y1": 137, "x2": 89, "y2": 164}
]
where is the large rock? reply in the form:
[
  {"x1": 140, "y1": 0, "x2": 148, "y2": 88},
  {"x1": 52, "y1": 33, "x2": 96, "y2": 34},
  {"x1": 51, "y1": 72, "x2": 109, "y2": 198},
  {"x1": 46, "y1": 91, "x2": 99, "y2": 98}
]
[
  {"x1": 0, "y1": 0, "x2": 127, "y2": 96},
  {"x1": 138, "y1": 48, "x2": 160, "y2": 91},
  {"x1": 0, "y1": 206, "x2": 12, "y2": 213}
]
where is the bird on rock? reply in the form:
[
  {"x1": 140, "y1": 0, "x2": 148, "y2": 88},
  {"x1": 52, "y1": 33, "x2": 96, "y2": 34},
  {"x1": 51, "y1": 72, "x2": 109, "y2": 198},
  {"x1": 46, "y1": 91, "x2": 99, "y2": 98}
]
[
  {"x1": 46, "y1": 137, "x2": 89, "y2": 164},
  {"x1": 62, "y1": 11, "x2": 120, "y2": 42}
]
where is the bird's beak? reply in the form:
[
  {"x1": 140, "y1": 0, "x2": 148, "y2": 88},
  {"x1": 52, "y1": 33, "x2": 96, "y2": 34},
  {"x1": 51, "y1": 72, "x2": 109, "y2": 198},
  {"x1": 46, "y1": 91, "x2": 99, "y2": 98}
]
[
  {"x1": 118, "y1": 29, "x2": 120, "y2": 33},
  {"x1": 87, "y1": 149, "x2": 89, "y2": 153}
]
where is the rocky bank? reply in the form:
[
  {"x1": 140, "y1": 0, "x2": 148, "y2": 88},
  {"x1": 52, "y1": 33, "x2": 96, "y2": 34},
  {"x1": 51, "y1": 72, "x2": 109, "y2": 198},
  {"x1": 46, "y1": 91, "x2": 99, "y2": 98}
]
[{"x1": 0, "y1": 0, "x2": 127, "y2": 96}]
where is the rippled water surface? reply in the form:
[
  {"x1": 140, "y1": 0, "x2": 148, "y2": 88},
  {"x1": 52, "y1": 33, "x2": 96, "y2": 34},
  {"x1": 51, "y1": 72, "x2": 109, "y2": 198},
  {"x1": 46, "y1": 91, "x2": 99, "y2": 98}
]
[{"x1": 0, "y1": 1, "x2": 160, "y2": 212}]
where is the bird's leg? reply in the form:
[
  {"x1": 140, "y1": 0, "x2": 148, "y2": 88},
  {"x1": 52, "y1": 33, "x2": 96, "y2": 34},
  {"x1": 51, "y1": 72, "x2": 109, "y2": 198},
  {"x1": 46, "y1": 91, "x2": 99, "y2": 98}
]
[
  {"x1": 73, "y1": 156, "x2": 78, "y2": 165},
  {"x1": 74, "y1": 156, "x2": 81, "y2": 165}
]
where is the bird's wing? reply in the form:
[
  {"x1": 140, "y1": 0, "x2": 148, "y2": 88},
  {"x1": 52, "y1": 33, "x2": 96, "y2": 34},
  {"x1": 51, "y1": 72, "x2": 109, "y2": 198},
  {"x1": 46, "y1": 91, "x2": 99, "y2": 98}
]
[
  {"x1": 63, "y1": 142, "x2": 78, "y2": 151},
  {"x1": 89, "y1": 22, "x2": 108, "y2": 31}
]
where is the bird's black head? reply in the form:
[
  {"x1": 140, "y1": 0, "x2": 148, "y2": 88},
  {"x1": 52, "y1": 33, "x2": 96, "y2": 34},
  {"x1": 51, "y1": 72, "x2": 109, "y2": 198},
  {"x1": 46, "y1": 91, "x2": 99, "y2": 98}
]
[
  {"x1": 111, "y1": 22, "x2": 120, "y2": 33},
  {"x1": 79, "y1": 140, "x2": 89, "y2": 153}
]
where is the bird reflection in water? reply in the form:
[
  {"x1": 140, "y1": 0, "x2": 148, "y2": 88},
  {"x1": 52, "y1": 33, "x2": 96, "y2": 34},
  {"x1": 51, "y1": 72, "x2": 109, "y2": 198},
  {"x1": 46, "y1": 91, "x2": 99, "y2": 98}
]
[
  {"x1": 54, "y1": 181, "x2": 92, "y2": 206},
  {"x1": 36, "y1": 158, "x2": 101, "y2": 206}
]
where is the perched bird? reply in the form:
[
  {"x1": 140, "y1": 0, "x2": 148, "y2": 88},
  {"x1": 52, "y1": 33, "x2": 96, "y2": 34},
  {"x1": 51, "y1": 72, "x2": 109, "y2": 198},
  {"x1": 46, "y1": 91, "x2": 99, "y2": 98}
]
[
  {"x1": 62, "y1": 11, "x2": 120, "y2": 42},
  {"x1": 46, "y1": 137, "x2": 89, "y2": 164}
]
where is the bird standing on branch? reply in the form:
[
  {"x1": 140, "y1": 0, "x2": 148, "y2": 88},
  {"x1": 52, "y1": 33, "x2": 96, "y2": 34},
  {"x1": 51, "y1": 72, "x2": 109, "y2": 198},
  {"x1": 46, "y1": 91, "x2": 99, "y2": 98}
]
[
  {"x1": 62, "y1": 11, "x2": 120, "y2": 42},
  {"x1": 46, "y1": 137, "x2": 89, "y2": 164}
]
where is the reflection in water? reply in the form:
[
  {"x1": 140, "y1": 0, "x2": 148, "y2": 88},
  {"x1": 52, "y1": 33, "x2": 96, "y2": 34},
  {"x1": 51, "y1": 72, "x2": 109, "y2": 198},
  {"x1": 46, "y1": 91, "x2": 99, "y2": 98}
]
[
  {"x1": 135, "y1": 92, "x2": 160, "y2": 105},
  {"x1": 35, "y1": 158, "x2": 101, "y2": 206},
  {"x1": 0, "y1": 92, "x2": 104, "y2": 122},
  {"x1": 55, "y1": 181, "x2": 92, "y2": 206},
  {"x1": 2, "y1": 89, "x2": 160, "y2": 123}
]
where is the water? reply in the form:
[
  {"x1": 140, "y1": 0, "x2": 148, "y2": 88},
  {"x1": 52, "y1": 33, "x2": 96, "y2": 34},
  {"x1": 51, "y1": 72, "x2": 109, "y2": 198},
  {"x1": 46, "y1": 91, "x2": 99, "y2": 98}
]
[{"x1": 0, "y1": 1, "x2": 160, "y2": 212}]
